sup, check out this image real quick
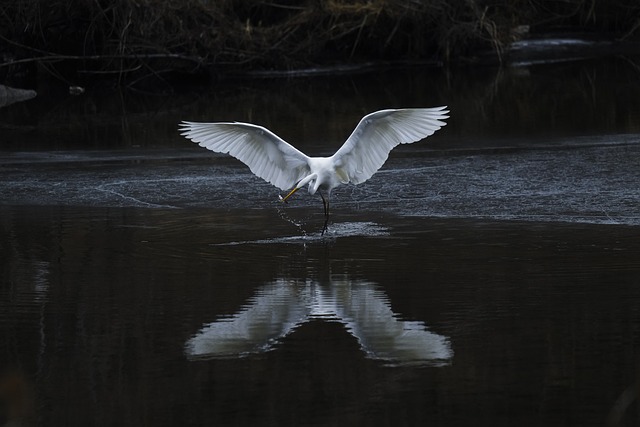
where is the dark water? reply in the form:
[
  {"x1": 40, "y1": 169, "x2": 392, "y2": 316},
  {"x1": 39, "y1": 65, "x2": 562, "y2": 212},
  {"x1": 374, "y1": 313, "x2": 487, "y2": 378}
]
[{"x1": 1, "y1": 60, "x2": 640, "y2": 426}]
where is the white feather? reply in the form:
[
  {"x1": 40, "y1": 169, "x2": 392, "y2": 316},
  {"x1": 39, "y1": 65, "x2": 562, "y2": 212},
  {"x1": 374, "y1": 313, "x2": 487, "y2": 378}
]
[
  {"x1": 331, "y1": 107, "x2": 449, "y2": 184},
  {"x1": 179, "y1": 107, "x2": 448, "y2": 204},
  {"x1": 179, "y1": 121, "x2": 310, "y2": 191}
]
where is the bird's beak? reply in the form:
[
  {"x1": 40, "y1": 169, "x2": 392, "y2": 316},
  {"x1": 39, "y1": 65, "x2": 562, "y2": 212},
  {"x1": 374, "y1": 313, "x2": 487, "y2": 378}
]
[{"x1": 280, "y1": 186, "x2": 300, "y2": 203}]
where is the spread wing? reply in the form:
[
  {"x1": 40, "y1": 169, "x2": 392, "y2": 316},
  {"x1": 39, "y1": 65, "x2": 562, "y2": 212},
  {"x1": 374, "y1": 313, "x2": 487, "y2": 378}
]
[
  {"x1": 330, "y1": 107, "x2": 449, "y2": 185},
  {"x1": 179, "y1": 121, "x2": 311, "y2": 190}
]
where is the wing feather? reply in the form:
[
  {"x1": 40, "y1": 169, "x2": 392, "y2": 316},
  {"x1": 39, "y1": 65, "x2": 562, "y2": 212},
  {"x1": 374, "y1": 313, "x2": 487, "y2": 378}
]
[
  {"x1": 330, "y1": 107, "x2": 449, "y2": 185},
  {"x1": 179, "y1": 121, "x2": 311, "y2": 191}
]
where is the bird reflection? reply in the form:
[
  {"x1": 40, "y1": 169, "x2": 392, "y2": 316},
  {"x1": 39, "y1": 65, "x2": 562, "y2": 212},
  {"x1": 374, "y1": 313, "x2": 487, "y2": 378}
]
[{"x1": 186, "y1": 277, "x2": 452, "y2": 366}]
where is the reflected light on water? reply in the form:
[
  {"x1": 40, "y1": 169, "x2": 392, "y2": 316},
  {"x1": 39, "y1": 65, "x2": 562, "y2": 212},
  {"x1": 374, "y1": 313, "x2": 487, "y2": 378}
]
[{"x1": 186, "y1": 276, "x2": 452, "y2": 366}]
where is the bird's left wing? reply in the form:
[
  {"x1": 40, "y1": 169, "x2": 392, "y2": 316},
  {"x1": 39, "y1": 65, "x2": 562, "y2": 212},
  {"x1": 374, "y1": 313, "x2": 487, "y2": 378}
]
[
  {"x1": 179, "y1": 121, "x2": 311, "y2": 191},
  {"x1": 330, "y1": 107, "x2": 449, "y2": 185},
  {"x1": 185, "y1": 279, "x2": 312, "y2": 360}
]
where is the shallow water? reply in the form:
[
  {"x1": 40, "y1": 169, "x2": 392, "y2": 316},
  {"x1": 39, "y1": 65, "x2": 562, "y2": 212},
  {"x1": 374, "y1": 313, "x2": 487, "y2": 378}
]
[
  {"x1": 1, "y1": 206, "x2": 639, "y2": 426},
  {"x1": 1, "y1": 60, "x2": 640, "y2": 426},
  {"x1": 1, "y1": 135, "x2": 639, "y2": 226}
]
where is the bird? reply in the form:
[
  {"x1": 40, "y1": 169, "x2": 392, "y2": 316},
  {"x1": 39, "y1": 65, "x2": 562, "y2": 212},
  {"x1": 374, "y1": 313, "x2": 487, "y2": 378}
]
[{"x1": 179, "y1": 107, "x2": 449, "y2": 234}]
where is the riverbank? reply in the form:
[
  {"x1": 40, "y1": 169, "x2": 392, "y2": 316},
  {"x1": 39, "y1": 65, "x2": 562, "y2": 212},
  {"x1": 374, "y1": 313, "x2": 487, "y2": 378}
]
[{"x1": 2, "y1": 0, "x2": 640, "y2": 88}]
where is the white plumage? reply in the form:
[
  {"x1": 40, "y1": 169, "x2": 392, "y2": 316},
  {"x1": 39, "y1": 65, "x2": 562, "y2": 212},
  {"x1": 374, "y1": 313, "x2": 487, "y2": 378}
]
[
  {"x1": 179, "y1": 107, "x2": 449, "y2": 233},
  {"x1": 185, "y1": 277, "x2": 453, "y2": 364}
]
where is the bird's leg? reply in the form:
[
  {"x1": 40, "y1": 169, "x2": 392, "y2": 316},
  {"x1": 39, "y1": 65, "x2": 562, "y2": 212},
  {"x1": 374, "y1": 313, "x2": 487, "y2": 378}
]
[
  {"x1": 280, "y1": 186, "x2": 300, "y2": 204},
  {"x1": 320, "y1": 192, "x2": 330, "y2": 236}
]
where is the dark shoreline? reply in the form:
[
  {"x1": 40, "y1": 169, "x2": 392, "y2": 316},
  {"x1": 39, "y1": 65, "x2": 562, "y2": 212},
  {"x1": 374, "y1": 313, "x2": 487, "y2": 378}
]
[{"x1": 2, "y1": 0, "x2": 640, "y2": 87}]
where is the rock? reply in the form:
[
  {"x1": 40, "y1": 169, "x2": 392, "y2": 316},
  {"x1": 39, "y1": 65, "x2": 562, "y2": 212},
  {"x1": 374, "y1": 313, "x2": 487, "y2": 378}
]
[{"x1": 0, "y1": 84, "x2": 37, "y2": 108}]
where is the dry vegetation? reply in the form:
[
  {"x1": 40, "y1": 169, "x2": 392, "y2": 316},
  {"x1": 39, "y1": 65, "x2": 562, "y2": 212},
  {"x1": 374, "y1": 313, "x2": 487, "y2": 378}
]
[{"x1": 1, "y1": 0, "x2": 639, "y2": 85}]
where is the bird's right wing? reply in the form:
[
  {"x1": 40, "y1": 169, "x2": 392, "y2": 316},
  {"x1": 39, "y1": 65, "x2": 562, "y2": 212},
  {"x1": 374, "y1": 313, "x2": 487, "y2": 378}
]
[
  {"x1": 179, "y1": 121, "x2": 311, "y2": 191},
  {"x1": 330, "y1": 107, "x2": 449, "y2": 185}
]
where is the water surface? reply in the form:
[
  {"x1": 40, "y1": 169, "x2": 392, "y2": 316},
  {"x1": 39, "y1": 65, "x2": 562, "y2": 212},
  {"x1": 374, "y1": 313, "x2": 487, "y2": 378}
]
[
  {"x1": 1, "y1": 60, "x2": 640, "y2": 426},
  {"x1": 2, "y1": 206, "x2": 639, "y2": 426}
]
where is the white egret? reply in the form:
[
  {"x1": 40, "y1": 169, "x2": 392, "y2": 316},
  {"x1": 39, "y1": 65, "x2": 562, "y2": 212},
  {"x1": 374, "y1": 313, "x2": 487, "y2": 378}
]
[{"x1": 179, "y1": 107, "x2": 449, "y2": 234}]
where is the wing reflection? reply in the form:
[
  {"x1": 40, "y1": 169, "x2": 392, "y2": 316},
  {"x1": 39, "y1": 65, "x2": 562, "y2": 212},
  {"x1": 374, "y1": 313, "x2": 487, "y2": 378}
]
[
  {"x1": 186, "y1": 277, "x2": 453, "y2": 366},
  {"x1": 186, "y1": 280, "x2": 311, "y2": 357}
]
